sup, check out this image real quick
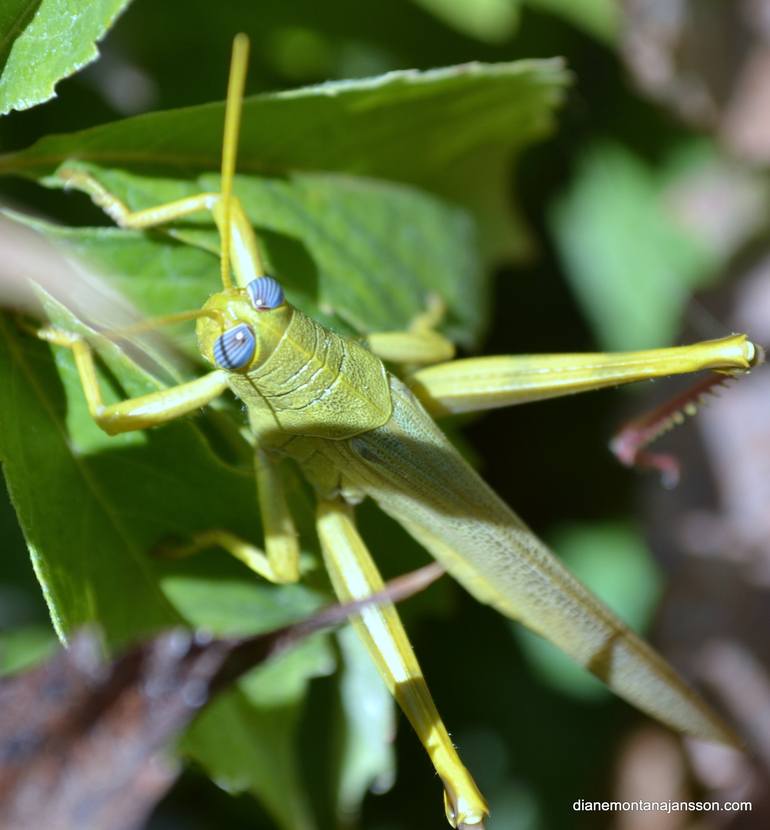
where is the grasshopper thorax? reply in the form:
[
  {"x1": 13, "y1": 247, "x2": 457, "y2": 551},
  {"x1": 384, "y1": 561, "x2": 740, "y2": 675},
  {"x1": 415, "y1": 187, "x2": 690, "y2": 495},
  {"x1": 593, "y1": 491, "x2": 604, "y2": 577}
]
[{"x1": 196, "y1": 281, "x2": 292, "y2": 374}]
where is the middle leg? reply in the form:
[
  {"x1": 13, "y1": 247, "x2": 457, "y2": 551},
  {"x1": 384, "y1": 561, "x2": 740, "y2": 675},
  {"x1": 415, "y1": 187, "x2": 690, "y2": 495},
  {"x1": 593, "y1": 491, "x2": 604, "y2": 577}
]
[{"x1": 157, "y1": 447, "x2": 301, "y2": 584}]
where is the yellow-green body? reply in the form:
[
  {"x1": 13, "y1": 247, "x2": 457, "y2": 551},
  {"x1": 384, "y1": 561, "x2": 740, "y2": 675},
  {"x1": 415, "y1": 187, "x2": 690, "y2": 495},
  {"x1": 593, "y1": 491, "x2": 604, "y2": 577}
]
[
  {"x1": 196, "y1": 286, "x2": 746, "y2": 748},
  {"x1": 199, "y1": 297, "x2": 391, "y2": 442}
]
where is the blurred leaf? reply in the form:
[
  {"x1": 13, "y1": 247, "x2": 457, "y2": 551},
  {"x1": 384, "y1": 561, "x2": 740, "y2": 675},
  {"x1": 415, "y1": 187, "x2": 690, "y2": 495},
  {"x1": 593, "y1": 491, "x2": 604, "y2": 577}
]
[
  {"x1": 185, "y1": 693, "x2": 318, "y2": 830},
  {"x1": 0, "y1": 0, "x2": 132, "y2": 116},
  {"x1": 163, "y1": 567, "x2": 333, "y2": 830},
  {"x1": 0, "y1": 624, "x2": 56, "y2": 675},
  {"x1": 485, "y1": 781, "x2": 539, "y2": 830},
  {"x1": 0, "y1": 59, "x2": 568, "y2": 260},
  {"x1": 333, "y1": 626, "x2": 395, "y2": 825},
  {"x1": 527, "y1": 0, "x2": 618, "y2": 43},
  {"x1": 550, "y1": 142, "x2": 723, "y2": 350},
  {"x1": 513, "y1": 522, "x2": 661, "y2": 700},
  {"x1": 407, "y1": 0, "x2": 618, "y2": 46},
  {"x1": 410, "y1": 0, "x2": 520, "y2": 43}
]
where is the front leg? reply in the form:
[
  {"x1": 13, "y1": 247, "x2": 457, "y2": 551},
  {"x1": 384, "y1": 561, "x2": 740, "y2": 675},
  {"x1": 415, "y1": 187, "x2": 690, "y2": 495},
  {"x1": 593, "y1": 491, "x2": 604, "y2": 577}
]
[
  {"x1": 316, "y1": 497, "x2": 488, "y2": 829},
  {"x1": 36, "y1": 326, "x2": 229, "y2": 435},
  {"x1": 36, "y1": 322, "x2": 304, "y2": 582}
]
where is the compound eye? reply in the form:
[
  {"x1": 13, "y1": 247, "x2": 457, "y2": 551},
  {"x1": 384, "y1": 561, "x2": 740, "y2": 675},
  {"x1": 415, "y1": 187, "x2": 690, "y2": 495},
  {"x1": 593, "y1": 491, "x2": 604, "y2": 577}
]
[
  {"x1": 213, "y1": 323, "x2": 256, "y2": 371},
  {"x1": 247, "y1": 275, "x2": 284, "y2": 310}
]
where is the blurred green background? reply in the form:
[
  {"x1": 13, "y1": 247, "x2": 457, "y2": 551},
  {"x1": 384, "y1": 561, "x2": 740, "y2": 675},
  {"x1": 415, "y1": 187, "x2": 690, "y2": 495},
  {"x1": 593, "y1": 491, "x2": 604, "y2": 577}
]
[{"x1": 3, "y1": 1, "x2": 770, "y2": 829}]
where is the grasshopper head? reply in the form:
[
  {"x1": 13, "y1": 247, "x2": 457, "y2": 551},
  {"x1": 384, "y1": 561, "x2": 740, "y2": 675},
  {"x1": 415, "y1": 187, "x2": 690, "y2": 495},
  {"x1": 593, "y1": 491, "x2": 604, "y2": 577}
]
[{"x1": 196, "y1": 276, "x2": 291, "y2": 372}]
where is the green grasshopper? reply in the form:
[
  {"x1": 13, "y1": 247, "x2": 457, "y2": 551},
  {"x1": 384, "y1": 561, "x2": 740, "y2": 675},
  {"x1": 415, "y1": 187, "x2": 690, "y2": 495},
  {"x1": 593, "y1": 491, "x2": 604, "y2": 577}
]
[{"x1": 31, "y1": 35, "x2": 760, "y2": 829}]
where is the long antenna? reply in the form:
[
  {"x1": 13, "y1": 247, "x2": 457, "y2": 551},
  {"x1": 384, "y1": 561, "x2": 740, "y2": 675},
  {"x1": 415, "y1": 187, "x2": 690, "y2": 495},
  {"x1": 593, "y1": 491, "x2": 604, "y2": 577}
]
[{"x1": 219, "y1": 33, "x2": 250, "y2": 291}]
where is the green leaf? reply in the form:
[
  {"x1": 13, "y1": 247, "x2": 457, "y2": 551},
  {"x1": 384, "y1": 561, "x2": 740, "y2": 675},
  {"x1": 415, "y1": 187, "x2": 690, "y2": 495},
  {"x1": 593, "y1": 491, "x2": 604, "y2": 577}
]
[
  {"x1": 550, "y1": 142, "x2": 721, "y2": 350},
  {"x1": 23, "y1": 165, "x2": 486, "y2": 348},
  {"x1": 0, "y1": 59, "x2": 568, "y2": 259},
  {"x1": 513, "y1": 522, "x2": 661, "y2": 700},
  {"x1": 0, "y1": 0, "x2": 133, "y2": 116},
  {"x1": 0, "y1": 2, "x2": 39, "y2": 70}
]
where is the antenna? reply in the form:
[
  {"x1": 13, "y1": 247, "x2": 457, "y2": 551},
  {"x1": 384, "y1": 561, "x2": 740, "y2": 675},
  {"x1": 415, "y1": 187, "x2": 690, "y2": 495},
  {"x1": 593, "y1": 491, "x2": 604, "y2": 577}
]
[{"x1": 219, "y1": 33, "x2": 250, "y2": 291}]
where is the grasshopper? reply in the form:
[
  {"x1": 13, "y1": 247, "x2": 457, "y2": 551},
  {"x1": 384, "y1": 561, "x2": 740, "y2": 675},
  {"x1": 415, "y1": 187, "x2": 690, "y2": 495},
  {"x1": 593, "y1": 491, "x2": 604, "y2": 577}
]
[{"x1": 29, "y1": 35, "x2": 760, "y2": 829}]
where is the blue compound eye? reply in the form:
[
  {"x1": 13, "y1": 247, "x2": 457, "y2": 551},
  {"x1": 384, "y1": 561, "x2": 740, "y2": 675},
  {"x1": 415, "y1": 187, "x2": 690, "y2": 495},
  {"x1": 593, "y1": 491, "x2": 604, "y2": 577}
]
[
  {"x1": 213, "y1": 323, "x2": 256, "y2": 371},
  {"x1": 247, "y1": 275, "x2": 284, "y2": 310}
]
